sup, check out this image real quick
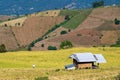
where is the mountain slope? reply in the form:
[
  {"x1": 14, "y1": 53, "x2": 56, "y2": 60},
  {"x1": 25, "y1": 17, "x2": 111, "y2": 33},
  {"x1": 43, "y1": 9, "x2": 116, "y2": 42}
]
[
  {"x1": 12, "y1": 16, "x2": 64, "y2": 47},
  {"x1": 32, "y1": 6, "x2": 120, "y2": 50},
  {"x1": 0, "y1": 10, "x2": 64, "y2": 50}
]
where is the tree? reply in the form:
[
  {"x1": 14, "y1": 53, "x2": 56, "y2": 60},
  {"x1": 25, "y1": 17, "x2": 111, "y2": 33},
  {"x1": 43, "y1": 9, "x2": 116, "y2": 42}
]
[
  {"x1": 60, "y1": 40, "x2": 73, "y2": 49},
  {"x1": 114, "y1": 18, "x2": 120, "y2": 25},
  {"x1": 41, "y1": 44, "x2": 44, "y2": 47},
  {"x1": 4, "y1": 24, "x2": 7, "y2": 27},
  {"x1": 60, "y1": 30, "x2": 67, "y2": 35},
  {"x1": 48, "y1": 46, "x2": 57, "y2": 50},
  {"x1": 0, "y1": 44, "x2": 7, "y2": 53},
  {"x1": 65, "y1": 15, "x2": 70, "y2": 20}
]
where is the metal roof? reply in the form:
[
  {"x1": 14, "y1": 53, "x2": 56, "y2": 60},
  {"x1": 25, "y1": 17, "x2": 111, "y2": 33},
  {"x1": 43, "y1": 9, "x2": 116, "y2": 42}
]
[
  {"x1": 70, "y1": 52, "x2": 106, "y2": 63},
  {"x1": 94, "y1": 54, "x2": 106, "y2": 63},
  {"x1": 70, "y1": 52, "x2": 96, "y2": 62}
]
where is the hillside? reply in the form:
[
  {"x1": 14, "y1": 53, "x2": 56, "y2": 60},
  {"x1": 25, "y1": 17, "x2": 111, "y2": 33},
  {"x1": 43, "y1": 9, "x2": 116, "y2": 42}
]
[
  {"x1": 32, "y1": 6, "x2": 120, "y2": 50},
  {"x1": 1, "y1": 6, "x2": 120, "y2": 51},
  {"x1": 0, "y1": 10, "x2": 64, "y2": 50},
  {"x1": 12, "y1": 16, "x2": 64, "y2": 47}
]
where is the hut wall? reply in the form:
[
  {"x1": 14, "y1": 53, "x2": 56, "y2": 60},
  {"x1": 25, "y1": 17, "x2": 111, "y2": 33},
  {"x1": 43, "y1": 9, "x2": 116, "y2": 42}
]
[{"x1": 77, "y1": 63, "x2": 92, "y2": 69}]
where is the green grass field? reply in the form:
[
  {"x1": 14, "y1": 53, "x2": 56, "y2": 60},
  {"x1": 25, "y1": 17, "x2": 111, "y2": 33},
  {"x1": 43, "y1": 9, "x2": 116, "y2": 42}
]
[
  {"x1": 0, "y1": 47, "x2": 120, "y2": 80},
  {"x1": 60, "y1": 9, "x2": 92, "y2": 29},
  {"x1": 59, "y1": 10, "x2": 80, "y2": 17}
]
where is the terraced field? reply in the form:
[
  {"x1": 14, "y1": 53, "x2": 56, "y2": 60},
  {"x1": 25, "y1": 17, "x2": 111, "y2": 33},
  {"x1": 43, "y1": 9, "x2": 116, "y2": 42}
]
[{"x1": 60, "y1": 9, "x2": 92, "y2": 29}]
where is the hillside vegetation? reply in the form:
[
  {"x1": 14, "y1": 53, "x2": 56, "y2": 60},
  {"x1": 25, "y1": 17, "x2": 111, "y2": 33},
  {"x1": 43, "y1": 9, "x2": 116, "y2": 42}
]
[
  {"x1": 60, "y1": 9, "x2": 92, "y2": 29},
  {"x1": 0, "y1": 47, "x2": 120, "y2": 80}
]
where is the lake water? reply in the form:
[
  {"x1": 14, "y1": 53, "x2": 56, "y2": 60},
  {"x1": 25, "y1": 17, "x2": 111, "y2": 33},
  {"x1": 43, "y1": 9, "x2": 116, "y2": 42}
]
[{"x1": 0, "y1": 0, "x2": 120, "y2": 15}]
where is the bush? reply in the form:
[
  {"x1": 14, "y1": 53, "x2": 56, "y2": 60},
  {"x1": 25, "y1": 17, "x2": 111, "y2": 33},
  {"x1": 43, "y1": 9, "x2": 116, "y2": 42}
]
[
  {"x1": 35, "y1": 76, "x2": 48, "y2": 80},
  {"x1": 110, "y1": 44, "x2": 120, "y2": 47},
  {"x1": 48, "y1": 46, "x2": 57, "y2": 50},
  {"x1": 4, "y1": 24, "x2": 7, "y2": 27},
  {"x1": 0, "y1": 44, "x2": 7, "y2": 53},
  {"x1": 41, "y1": 44, "x2": 44, "y2": 47},
  {"x1": 60, "y1": 40, "x2": 73, "y2": 49},
  {"x1": 114, "y1": 18, "x2": 120, "y2": 25},
  {"x1": 68, "y1": 29, "x2": 71, "y2": 32},
  {"x1": 55, "y1": 69, "x2": 60, "y2": 72},
  {"x1": 60, "y1": 30, "x2": 67, "y2": 35},
  {"x1": 77, "y1": 34, "x2": 82, "y2": 36},
  {"x1": 65, "y1": 15, "x2": 70, "y2": 20}
]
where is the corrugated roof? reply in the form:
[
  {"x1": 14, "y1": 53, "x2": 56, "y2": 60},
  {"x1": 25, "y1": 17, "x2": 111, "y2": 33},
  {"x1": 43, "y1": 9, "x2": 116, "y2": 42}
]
[
  {"x1": 70, "y1": 52, "x2": 96, "y2": 62},
  {"x1": 70, "y1": 52, "x2": 106, "y2": 63},
  {"x1": 94, "y1": 54, "x2": 106, "y2": 63}
]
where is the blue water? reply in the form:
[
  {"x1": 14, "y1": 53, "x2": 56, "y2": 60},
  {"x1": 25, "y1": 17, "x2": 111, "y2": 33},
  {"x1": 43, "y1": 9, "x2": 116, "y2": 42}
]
[{"x1": 0, "y1": 0, "x2": 120, "y2": 15}]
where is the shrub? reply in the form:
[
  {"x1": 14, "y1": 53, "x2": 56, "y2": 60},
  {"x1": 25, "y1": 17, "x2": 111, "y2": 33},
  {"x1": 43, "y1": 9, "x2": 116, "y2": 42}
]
[
  {"x1": 41, "y1": 44, "x2": 44, "y2": 47},
  {"x1": 18, "y1": 23, "x2": 20, "y2": 26},
  {"x1": 35, "y1": 76, "x2": 48, "y2": 80},
  {"x1": 4, "y1": 24, "x2": 7, "y2": 27},
  {"x1": 0, "y1": 44, "x2": 7, "y2": 53},
  {"x1": 60, "y1": 30, "x2": 67, "y2": 35},
  {"x1": 48, "y1": 46, "x2": 57, "y2": 50},
  {"x1": 114, "y1": 18, "x2": 120, "y2": 25},
  {"x1": 93, "y1": 46, "x2": 97, "y2": 47},
  {"x1": 68, "y1": 29, "x2": 71, "y2": 32},
  {"x1": 55, "y1": 69, "x2": 60, "y2": 72},
  {"x1": 60, "y1": 40, "x2": 73, "y2": 49},
  {"x1": 77, "y1": 34, "x2": 82, "y2": 36},
  {"x1": 65, "y1": 15, "x2": 70, "y2": 20}
]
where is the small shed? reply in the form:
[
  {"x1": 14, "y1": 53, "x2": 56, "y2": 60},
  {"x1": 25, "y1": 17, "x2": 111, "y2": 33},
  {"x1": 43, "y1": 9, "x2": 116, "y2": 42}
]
[{"x1": 69, "y1": 52, "x2": 106, "y2": 69}]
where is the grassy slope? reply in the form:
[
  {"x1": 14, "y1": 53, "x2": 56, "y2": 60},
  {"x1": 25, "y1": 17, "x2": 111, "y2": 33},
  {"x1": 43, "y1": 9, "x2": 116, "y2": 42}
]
[
  {"x1": 59, "y1": 9, "x2": 92, "y2": 29},
  {"x1": 0, "y1": 47, "x2": 120, "y2": 79}
]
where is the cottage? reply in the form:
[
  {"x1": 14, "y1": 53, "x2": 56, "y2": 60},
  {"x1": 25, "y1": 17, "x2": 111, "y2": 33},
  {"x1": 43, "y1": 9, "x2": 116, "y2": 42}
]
[{"x1": 69, "y1": 52, "x2": 106, "y2": 69}]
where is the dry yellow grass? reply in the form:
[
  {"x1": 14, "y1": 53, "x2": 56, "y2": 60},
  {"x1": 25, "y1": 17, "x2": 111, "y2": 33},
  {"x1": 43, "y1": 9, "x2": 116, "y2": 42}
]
[
  {"x1": 34, "y1": 10, "x2": 60, "y2": 16},
  {"x1": 0, "y1": 47, "x2": 119, "y2": 80},
  {"x1": 0, "y1": 16, "x2": 27, "y2": 27}
]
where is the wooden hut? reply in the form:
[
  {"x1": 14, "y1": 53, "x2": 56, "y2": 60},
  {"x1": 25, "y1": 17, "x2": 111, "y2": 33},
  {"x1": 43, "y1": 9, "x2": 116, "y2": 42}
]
[{"x1": 69, "y1": 52, "x2": 106, "y2": 69}]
